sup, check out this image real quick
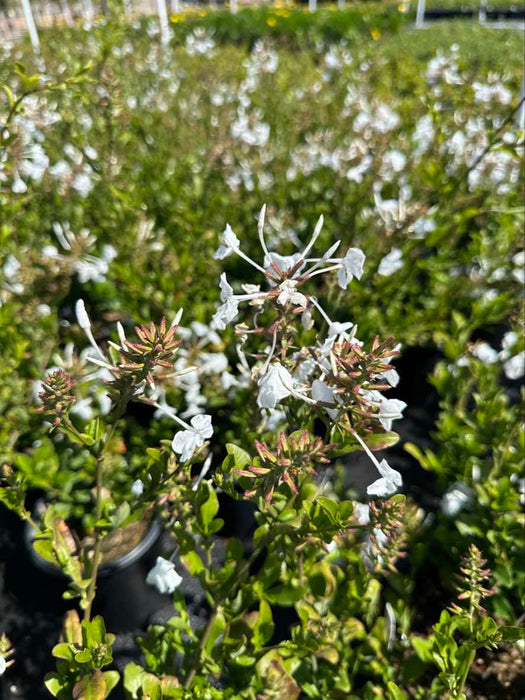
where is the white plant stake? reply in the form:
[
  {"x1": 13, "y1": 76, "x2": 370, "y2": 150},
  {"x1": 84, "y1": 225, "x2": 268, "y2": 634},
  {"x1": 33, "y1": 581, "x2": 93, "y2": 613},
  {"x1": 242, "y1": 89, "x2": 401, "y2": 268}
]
[
  {"x1": 309, "y1": 0, "x2": 317, "y2": 12},
  {"x1": 230, "y1": 0, "x2": 237, "y2": 14},
  {"x1": 156, "y1": 0, "x2": 170, "y2": 45},
  {"x1": 516, "y1": 75, "x2": 525, "y2": 131},
  {"x1": 415, "y1": 0, "x2": 425, "y2": 28},
  {"x1": 170, "y1": 0, "x2": 179, "y2": 15},
  {"x1": 478, "y1": 0, "x2": 487, "y2": 23},
  {"x1": 84, "y1": 0, "x2": 94, "y2": 21},
  {"x1": 20, "y1": 0, "x2": 40, "y2": 55},
  {"x1": 60, "y1": 0, "x2": 73, "y2": 27}
]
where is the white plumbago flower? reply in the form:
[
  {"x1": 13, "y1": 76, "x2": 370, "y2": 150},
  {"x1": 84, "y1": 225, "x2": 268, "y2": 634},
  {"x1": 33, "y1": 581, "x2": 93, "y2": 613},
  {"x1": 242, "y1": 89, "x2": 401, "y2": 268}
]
[
  {"x1": 353, "y1": 430, "x2": 403, "y2": 497},
  {"x1": 277, "y1": 279, "x2": 308, "y2": 307},
  {"x1": 378, "y1": 248, "x2": 404, "y2": 276},
  {"x1": 70, "y1": 397, "x2": 94, "y2": 421},
  {"x1": 327, "y1": 321, "x2": 353, "y2": 338},
  {"x1": 441, "y1": 482, "x2": 474, "y2": 517},
  {"x1": 504, "y1": 351, "x2": 525, "y2": 380},
  {"x1": 301, "y1": 308, "x2": 314, "y2": 330},
  {"x1": 172, "y1": 414, "x2": 213, "y2": 462},
  {"x1": 376, "y1": 397, "x2": 407, "y2": 431},
  {"x1": 36, "y1": 303, "x2": 52, "y2": 317},
  {"x1": 146, "y1": 557, "x2": 183, "y2": 594},
  {"x1": 257, "y1": 363, "x2": 294, "y2": 409},
  {"x1": 131, "y1": 479, "x2": 144, "y2": 497},
  {"x1": 75, "y1": 299, "x2": 91, "y2": 330},
  {"x1": 264, "y1": 251, "x2": 304, "y2": 279},
  {"x1": 367, "y1": 459, "x2": 403, "y2": 497},
  {"x1": 264, "y1": 407, "x2": 287, "y2": 431},
  {"x1": 337, "y1": 248, "x2": 366, "y2": 289},
  {"x1": 212, "y1": 297, "x2": 240, "y2": 330},
  {"x1": 200, "y1": 352, "x2": 228, "y2": 375},
  {"x1": 219, "y1": 272, "x2": 234, "y2": 301},
  {"x1": 12, "y1": 174, "x2": 27, "y2": 194},
  {"x1": 214, "y1": 224, "x2": 241, "y2": 260},
  {"x1": 311, "y1": 379, "x2": 339, "y2": 420},
  {"x1": 385, "y1": 601, "x2": 396, "y2": 651},
  {"x1": 472, "y1": 342, "x2": 498, "y2": 364}
]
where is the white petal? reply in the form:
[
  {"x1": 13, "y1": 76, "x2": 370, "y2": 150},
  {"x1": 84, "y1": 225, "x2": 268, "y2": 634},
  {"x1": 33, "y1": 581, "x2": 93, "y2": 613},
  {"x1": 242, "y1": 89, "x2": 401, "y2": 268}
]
[{"x1": 75, "y1": 299, "x2": 91, "y2": 329}]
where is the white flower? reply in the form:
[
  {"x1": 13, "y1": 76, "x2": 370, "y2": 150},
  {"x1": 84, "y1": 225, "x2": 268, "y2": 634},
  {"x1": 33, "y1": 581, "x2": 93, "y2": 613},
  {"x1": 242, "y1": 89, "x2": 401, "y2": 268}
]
[
  {"x1": 212, "y1": 297, "x2": 239, "y2": 330},
  {"x1": 441, "y1": 482, "x2": 473, "y2": 517},
  {"x1": 146, "y1": 557, "x2": 183, "y2": 594},
  {"x1": 277, "y1": 279, "x2": 307, "y2": 307},
  {"x1": 311, "y1": 379, "x2": 339, "y2": 419},
  {"x1": 378, "y1": 248, "x2": 403, "y2": 276},
  {"x1": 172, "y1": 414, "x2": 213, "y2": 462},
  {"x1": 376, "y1": 397, "x2": 407, "y2": 431},
  {"x1": 0, "y1": 655, "x2": 6, "y2": 676},
  {"x1": 327, "y1": 321, "x2": 353, "y2": 338},
  {"x1": 500, "y1": 331, "x2": 517, "y2": 358},
  {"x1": 264, "y1": 251, "x2": 303, "y2": 278},
  {"x1": 504, "y1": 351, "x2": 525, "y2": 380},
  {"x1": 75, "y1": 255, "x2": 109, "y2": 284},
  {"x1": 200, "y1": 352, "x2": 228, "y2": 375},
  {"x1": 219, "y1": 272, "x2": 234, "y2": 301},
  {"x1": 71, "y1": 397, "x2": 94, "y2": 421},
  {"x1": 214, "y1": 224, "x2": 240, "y2": 260},
  {"x1": 257, "y1": 363, "x2": 294, "y2": 409},
  {"x1": 265, "y1": 407, "x2": 286, "y2": 431},
  {"x1": 132, "y1": 479, "x2": 144, "y2": 497},
  {"x1": 12, "y1": 175, "x2": 27, "y2": 194},
  {"x1": 367, "y1": 459, "x2": 403, "y2": 497},
  {"x1": 72, "y1": 171, "x2": 93, "y2": 198},
  {"x1": 3, "y1": 255, "x2": 21, "y2": 279},
  {"x1": 75, "y1": 299, "x2": 91, "y2": 329},
  {"x1": 472, "y1": 342, "x2": 498, "y2": 364},
  {"x1": 37, "y1": 303, "x2": 52, "y2": 317},
  {"x1": 337, "y1": 248, "x2": 366, "y2": 289}
]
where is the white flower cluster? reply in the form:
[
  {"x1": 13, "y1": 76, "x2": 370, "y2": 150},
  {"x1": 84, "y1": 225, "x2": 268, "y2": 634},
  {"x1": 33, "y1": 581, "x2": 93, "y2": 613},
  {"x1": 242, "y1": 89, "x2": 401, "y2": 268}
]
[{"x1": 211, "y1": 206, "x2": 405, "y2": 497}]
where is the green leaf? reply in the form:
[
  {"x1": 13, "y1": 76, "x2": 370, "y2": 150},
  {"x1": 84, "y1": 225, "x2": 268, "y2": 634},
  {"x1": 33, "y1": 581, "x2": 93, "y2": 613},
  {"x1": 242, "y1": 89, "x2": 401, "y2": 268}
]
[
  {"x1": 111, "y1": 501, "x2": 130, "y2": 528},
  {"x1": 198, "y1": 480, "x2": 219, "y2": 534},
  {"x1": 204, "y1": 610, "x2": 226, "y2": 655},
  {"x1": 265, "y1": 584, "x2": 307, "y2": 606},
  {"x1": 387, "y1": 681, "x2": 408, "y2": 700},
  {"x1": 51, "y1": 642, "x2": 74, "y2": 661},
  {"x1": 1, "y1": 84, "x2": 15, "y2": 109},
  {"x1": 146, "y1": 448, "x2": 161, "y2": 462},
  {"x1": 226, "y1": 443, "x2": 251, "y2": 468},
  {"x1": 75, "y1": 648, "x2": 92, "y2": 664},
  {"x1": 103, "y1": 671, "x2": 120, "y2": 698},
  {"x1": 44, "y1": 674, "x2": 65, "y2": 698},
  {"x1": 253, "y1": 600, "x2": 274, "y2": 647},
  {"x1": 181, "y1": 550, "x2": 204, "y2": 575},
  {"x1": 72, "y1": 671, "x2": 107, "y2": 700},
  {"x1": 500, "y1": 626, "x2": 525, "y2": 643},
  {"x1": 123, "y1": 662, "x2": 144, "y2": 698},
  {"x1": 142, "y1": 673, "x2": 162, "y2": 699},
  {"x1": 364, "y1": 431, "x2": 401, "y2": 451}
]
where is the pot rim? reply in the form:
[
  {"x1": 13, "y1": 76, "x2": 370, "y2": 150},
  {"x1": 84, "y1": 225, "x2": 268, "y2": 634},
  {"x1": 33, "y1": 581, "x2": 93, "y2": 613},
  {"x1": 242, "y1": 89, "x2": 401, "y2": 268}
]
[{"x1": 24, "y1": 515, "x2": 162, "y2": 578}]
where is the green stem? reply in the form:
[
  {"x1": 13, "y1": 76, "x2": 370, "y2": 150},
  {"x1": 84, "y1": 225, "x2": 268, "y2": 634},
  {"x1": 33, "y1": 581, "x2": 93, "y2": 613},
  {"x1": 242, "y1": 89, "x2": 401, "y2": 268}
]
[
  {"x1": 83, "y1": 421, "x2": 118, "y2": 621},
  {"x1": 184, "y1": 609, "x2": 219, "y2": 690}
]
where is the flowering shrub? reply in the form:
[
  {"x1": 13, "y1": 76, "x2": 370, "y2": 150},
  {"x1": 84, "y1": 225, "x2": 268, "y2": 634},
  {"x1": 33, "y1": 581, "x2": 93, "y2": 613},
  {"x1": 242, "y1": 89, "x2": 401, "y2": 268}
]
[{"x1": 0, "y1": 7, "x2": 523, "y2": 699}]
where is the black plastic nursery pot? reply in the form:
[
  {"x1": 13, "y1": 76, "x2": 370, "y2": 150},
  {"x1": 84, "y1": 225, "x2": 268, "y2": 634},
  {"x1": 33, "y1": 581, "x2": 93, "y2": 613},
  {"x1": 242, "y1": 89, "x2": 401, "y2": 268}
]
[{"x1": 24, "y1": 515, "x2": 168, "y2": 633}]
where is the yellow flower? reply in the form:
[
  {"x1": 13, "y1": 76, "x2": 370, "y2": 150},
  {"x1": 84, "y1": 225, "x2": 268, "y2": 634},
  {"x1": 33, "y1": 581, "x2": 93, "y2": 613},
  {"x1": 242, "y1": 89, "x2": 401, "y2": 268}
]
[
  {"x1": 267, "y1": 16, "x2": 277, "y2": 26},
  {"x1": 370, "y1": 28, "x2": 381, "y2": 41}
]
